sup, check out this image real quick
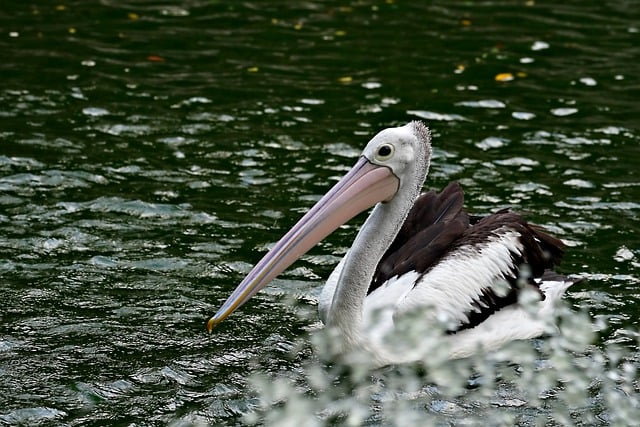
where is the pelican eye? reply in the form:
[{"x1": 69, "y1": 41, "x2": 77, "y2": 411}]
[{"x1": 375, "y1": 144, "x2": 394, "y2": 161}]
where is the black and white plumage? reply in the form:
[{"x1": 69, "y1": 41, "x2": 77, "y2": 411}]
[{"x1": 209, "y1": 121, "x2": 577, "y2": 366}]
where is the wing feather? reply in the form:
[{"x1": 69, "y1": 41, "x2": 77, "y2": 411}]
[
  {"x1": 397, "y1": 211, "x2": 568, "y2": 333},
  {"x1": 369, "y1": 182, "x2": 468, "y2": 293},
  {"x1": 366, "y1": 184, "x2": 569, "y2": 334}
]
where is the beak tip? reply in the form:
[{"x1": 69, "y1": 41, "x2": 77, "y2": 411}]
[{"x1": 206, "y1": 317, "x2": 217, "y2": 333}]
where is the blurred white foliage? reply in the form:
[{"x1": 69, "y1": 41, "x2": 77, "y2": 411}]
[{"x1": 242, "y1": 302, "x2": 639, "y2": 426}]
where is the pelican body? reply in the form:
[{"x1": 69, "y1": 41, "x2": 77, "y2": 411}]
[{"x1": 208, "y1": 122, "x2": 576, "y2": 366}]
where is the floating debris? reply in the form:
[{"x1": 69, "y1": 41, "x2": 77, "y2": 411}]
[{"x1": 495, "y1": 72, "x2": 514, "y2": 82}]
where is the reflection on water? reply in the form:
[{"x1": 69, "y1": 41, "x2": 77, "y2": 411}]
[{"x1": 1, "y1": 0, "x2": 639, "y2": 425}]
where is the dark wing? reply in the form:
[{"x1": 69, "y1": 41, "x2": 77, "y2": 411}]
[
  {"x1": 455, "y1": 210, "x2": 565, "y2": 279},
  {"x1": 447, "y1": 211, "x2": 566, "y2": 333},
  {"x1": 368, "y1": 182, "x2": 569, "y2": 333},
  {"x1": 369, "y1": 182, "x2": 469, "y2": 294}
]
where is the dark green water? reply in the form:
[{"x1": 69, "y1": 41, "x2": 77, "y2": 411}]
[{"x1": 1, "y1": 1, "x2": 639, "y2": 425}]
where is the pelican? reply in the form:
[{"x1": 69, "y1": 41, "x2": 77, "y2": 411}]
[{"x1": 208, "y1": 121, "x2": 577, "y2": 366}]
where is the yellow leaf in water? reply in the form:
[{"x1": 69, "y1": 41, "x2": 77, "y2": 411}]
[
  {"x1": 495, "y1": 72, "x2": 514, "y2": 82},
  {"x1": 128, "y1": 13, "x2": 140, "y2": 21},
  {"x1": 517, "y1": 71, "x2": 527, "y2": 78},
  {"x1": 338, "y1": 76, "x2": 353, "y2": 83},
  {"x1": 247, "y1": 66, "x2": 259, "y2": 73}
]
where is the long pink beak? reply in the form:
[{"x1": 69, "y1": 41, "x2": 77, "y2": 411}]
[{"x1": 207, "y1": 156, "x2": 400, "y2": 331}]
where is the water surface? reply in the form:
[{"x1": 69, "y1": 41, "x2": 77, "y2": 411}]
[{"x1": 1, "y1": 1, "x2": 639, "y2": 425}]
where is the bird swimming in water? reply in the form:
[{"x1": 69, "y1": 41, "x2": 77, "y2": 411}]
[{"x1": 208, "y1": 121, "x2": 577, "y2": 366}]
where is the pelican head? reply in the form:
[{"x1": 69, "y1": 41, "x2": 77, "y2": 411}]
[
  {"x1": 208, "y1": 121, "x2": 432, "y2": 331},
  {"x1": 360, "y1": 121, "x2": 432, "y2": 198}
]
